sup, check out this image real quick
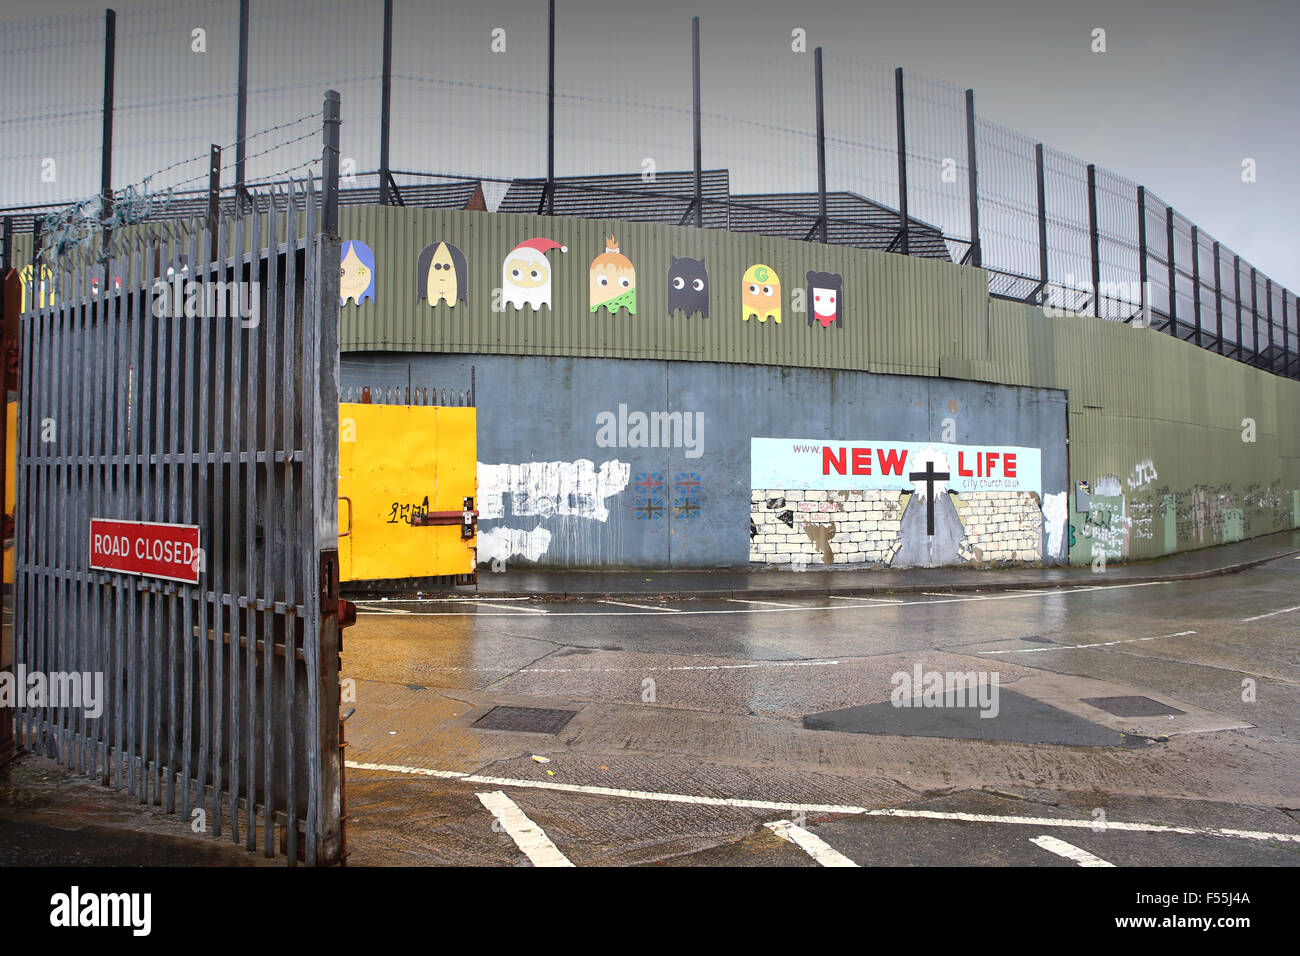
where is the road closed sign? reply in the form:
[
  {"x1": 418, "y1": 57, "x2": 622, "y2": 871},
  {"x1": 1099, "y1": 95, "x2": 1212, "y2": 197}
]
[{"x1": 89, "y1": 518, "x2": 202, "y2": 584}]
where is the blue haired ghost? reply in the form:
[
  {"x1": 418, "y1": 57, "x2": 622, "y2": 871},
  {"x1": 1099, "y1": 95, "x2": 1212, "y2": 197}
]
[{"x1": 340, "y1": 240, "x2": 376, "y2": 305}]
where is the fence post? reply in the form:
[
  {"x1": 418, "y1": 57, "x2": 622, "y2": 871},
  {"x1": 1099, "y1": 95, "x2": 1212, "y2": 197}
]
[
  {"x1": 1284, "y1": 292, "x2": 1292, "y2": 378},
  {"x1": 1165, "y1": 206, "x2": 1176, "y2": 337},
  {"x1": 1136, "y1": 185, "x2": 1148, "y2": 326},
  {"x1": 100, "y1": 9, "x2": 117, "y2": 241},
  {"x1": 378, "y1": 0, "x2": 393, "y2": 205},
  {"x1": 542, "y1": 0, "x2": 556, "y2": 215},
  {"x1": 1086, "y1": 163, "x2": 1100, "y2": 317},
  {"x1": 894, "y1": 67, "x2": 909, "y2": 256},
  {"x1": 207, "y1": 144, "x2": 221, "y2": 264},
  {"x1": 692, "y1": 16, "x2": 702, "y2": 228},
  {"x1": 1249, "y1": 267, "x2": 1259, "y2": 366},
  {"x1": 1265, "y1": 278, "x2": 1275, "y2": 371},
  {"x1": 1191, "y1": 225, "x2": 1202, "y2": 347},
  {"x1": 964, "y1": 89, "x2": 980, "y2": 268},
  {"x1": 1034, "y1": 143, "x2": 1047, "y2": 305},
  {"x1": 235, "y1": 0, "x2": 250, "y2": 205},
  {"x1": 1233, "y1": 255, "x2": 1242, "y2": 361},
  {"x1": 323, "y1": 90, "x2": 340, "y2": 237},
  {"x1": 1213, "y1": 241, "x2": 1223, "y2": 355},
  {"x1": 814, "y1": 47, "x2": 827, "y2": 243}
]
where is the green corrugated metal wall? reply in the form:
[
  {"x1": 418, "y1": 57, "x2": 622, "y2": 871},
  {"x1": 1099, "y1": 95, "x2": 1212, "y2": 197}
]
[{"x1": 7, "y1": 205, "x2": 1299, "y2": 564}]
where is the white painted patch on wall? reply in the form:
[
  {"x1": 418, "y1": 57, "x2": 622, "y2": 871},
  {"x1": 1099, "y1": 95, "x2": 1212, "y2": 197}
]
[
  {"x1": 478, "y1": 525, "x2": 553, "y2": 563},
  {"x1": 477, "y1": 459, "x2": 631, "y2": 522},
  {"x1": 1094, "y1": 474, "x2": 1123, "y2": 497},
  {"x1": 1041, "y1": 491, "x2": 1068, "y2": 559}
]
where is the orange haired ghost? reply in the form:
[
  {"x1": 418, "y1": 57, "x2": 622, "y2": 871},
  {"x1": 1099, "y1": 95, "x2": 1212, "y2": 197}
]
[{"x1": 589, "y1": 235, "x2": 637, "y2": 315}]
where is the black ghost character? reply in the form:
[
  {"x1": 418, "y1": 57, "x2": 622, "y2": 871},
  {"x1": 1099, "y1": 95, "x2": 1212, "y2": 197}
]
[{"x1": 667, "y1": 255, "x2": 709, "y2": 318}]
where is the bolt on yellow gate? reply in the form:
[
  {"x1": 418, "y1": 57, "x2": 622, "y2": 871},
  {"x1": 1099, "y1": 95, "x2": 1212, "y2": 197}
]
[{"x1": 337, "y1": 402, "x2": 477, "y2": 582}]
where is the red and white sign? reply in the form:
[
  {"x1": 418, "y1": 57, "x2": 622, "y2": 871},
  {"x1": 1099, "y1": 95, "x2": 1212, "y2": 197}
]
[
  {"x1": 89, "y1": 518, "x2": 202, "y2": 584},
  {"x1": 751, "y1": 437, "x2": 1042, "y2": 494}
]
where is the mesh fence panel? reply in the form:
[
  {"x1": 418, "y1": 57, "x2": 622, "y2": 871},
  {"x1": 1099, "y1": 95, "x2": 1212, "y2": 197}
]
[
  {"x1": 972, "y1": 117, "x2": 1039, "y2": 292},
  {"x1": 0, "y1": 11, "x2": 105, "y2": 208}
]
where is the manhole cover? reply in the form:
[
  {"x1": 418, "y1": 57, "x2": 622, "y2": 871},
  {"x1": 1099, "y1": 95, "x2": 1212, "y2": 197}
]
[
  {"x1": 1081, "y1": 696, "x2": 1185, "y2": 717},
  {"x1": 472, "y1": 706, "x2": 578, "y2": 734}
]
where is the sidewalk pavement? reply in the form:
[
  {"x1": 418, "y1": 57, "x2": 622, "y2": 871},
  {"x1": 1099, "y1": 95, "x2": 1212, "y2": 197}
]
[{"x1": 459, "y1": 529, "x2": 1300, "y2": 602}]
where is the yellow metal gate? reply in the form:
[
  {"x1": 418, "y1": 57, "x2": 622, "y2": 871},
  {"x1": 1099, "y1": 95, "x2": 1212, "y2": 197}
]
[{"x1": 337, "y1": 391, "x2": 477, "y2": 583}]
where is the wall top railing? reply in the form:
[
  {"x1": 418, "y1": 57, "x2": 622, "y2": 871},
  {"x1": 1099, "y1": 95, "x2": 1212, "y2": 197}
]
[{"x1": 1, "y1": 0, "x2": 1294, "y2": 380}]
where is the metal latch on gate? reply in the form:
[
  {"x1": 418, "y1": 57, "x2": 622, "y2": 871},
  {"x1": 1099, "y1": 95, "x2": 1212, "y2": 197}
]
[{"x1": 409, "y1": 496, "x2": 478, "y2": 539}]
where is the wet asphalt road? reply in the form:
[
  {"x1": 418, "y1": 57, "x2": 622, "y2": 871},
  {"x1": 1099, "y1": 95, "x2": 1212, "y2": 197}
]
[{"x1": 339, "y1": 556, "x2": 1300, "y2": 866}]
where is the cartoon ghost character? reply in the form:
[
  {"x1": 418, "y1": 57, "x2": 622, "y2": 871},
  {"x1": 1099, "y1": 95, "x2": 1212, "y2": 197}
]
[
  {"x1": 340, "y1": 240, "x2": 376, "y2": 305},
  {"x1": 806, "y1": 270, "x2": 843, "y2": 328},
  {"x1": 417, "y1": 240, "x2": 467, "y2": 307},
  {"x1": 667, "y1": 255, "x2": 709, "y2": 318},
  {"x1": 589, "y1": 235, "x2": 637, "y2": 315},
  {"x1": 742, "y1": 264, "x2": 781, "y2": 323},
  {"x1": 502, "y1": 237, "x2": 566, "y2": 311}
]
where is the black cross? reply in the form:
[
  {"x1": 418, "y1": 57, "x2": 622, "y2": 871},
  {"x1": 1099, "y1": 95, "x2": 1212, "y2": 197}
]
[{"x1": 909, "y1": 460, "x2": 951, "y2": 536}]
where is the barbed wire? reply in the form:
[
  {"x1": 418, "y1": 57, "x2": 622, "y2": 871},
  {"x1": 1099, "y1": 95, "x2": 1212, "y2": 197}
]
[{"x1": 30, "y1": 112, "x2": 324, "y2": 262}]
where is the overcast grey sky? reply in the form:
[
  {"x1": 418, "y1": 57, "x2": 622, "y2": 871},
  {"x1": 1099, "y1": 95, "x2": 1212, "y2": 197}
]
[{"x1": 3, "y1": 0, "x2": 1297, "y2": 290}]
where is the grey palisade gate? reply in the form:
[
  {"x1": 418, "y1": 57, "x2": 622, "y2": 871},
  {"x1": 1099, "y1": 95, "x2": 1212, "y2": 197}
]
[{"x1": 13, "y1": 94, "x2": 345, "y2": 866}]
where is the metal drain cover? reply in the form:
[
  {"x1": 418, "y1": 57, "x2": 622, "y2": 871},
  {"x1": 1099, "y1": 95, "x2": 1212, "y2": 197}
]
[
  {"x1": 1081, "y1": 695, "x2": 1185, "y2": 717},
  {"x1": 472, "y1": 706, "x2": 577, "y2": 734}
]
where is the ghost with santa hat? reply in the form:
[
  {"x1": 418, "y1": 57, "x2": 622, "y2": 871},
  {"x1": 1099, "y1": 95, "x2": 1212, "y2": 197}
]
[{"x1": 501, "y1": 237, "x2": 568, "y2": 311}]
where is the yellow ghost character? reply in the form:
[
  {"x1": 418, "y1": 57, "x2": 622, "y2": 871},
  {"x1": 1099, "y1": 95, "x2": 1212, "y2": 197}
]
[{"x1": 742, "y1": 264, "x2": 781, "y2": 323}]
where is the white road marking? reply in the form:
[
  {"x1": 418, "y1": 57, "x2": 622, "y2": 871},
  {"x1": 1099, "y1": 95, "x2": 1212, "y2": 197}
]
[
  {"x1": 472, "y1": 602, "x2": 549, "y2": 614},
  {"x1": 728, "y1": 598, "x2": 804, "y2": 609},
  {"x1": 830, "y1": 595, "x2": 905, "y2": 604},
  {"x1": 1241, "y1": 604, "x2": 1300, "y2": 622},
  {"x1": 979, "y1": 629, "x2": 1196, "y2": 654},
  {"x1": 355, "y1": 596, "x2": 533, "y2": 604},
  {"x1": 520, "y1": 658, "x2": 841, "y2": 674},
  {"x1": 347, "y1": 760, "x2": 468, "y2": 779},
  {"x1": 345, "y1": 760, "x2": 1300, "y2": 844},
  {"x1": 599, "y1": 599, "x2": 681, "y2": 612},
  {"x1": 1030, "y1": 834, "x2": 1115, "y2": 867},
  {"x1": 476, "y1": 790, "x2": 574, "y2": 867},
  {"x1": 766, "y1": 819, "x2": 859, "y2": 866},
  {"x1": 357, "y1": 580, "x2": 1172, "y2": 617}
]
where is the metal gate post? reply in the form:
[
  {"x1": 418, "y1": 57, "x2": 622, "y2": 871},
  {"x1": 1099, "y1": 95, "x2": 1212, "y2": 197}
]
[
  {"x1": 0, "y1": 268, "x2": 18, "y2": 767},
  {"x1": 311, "y1": 89, "x2": 344, "y2": 866}
]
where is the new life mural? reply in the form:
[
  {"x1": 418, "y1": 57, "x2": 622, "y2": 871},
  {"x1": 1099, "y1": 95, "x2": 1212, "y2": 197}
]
[{"x1": 750, "y1": 438, "x2": 1053, "y2": 567}]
